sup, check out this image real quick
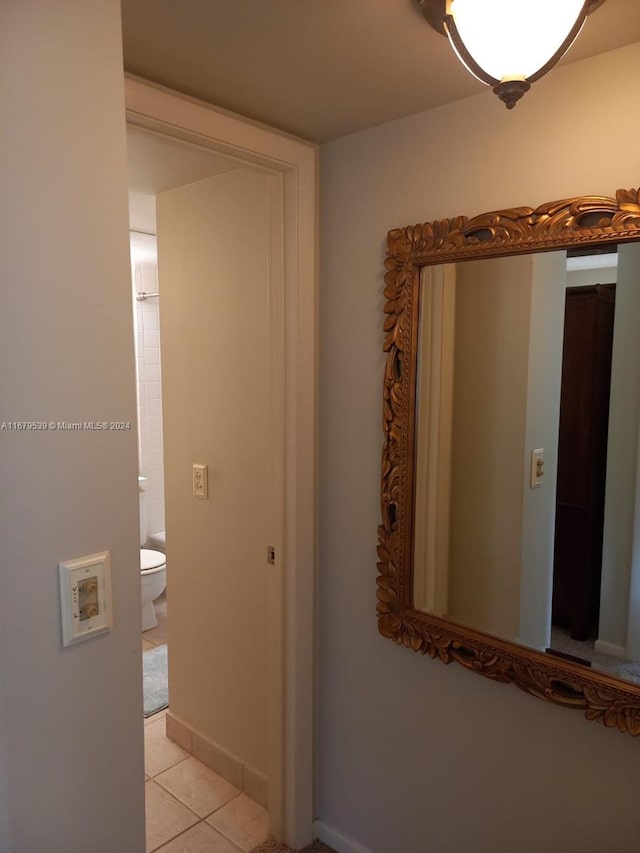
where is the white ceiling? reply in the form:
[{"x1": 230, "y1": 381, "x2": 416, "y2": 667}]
[
  {"x1": 127, "y1": 127, "x2": 236, "y2": 196},
  {"x1": 127, "y1": 127, "x2": 238, "y2": 232},
  {"x1": 121, "y1": 0, "x2": 640, "y2": 142}
]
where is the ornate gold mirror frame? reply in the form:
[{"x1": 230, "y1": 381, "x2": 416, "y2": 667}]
[{"x1": 377, "y1": 187, "x2": 640, "y2": 735}]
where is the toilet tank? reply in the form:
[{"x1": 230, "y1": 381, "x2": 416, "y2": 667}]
[{"x1": 138, "y1": 476, "x2": 148, "y2": 546}]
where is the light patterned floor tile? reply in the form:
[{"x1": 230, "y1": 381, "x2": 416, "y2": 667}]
[
  {"x1": 145, "y1": 716, "x2": 188, "y2": 777},
  {"x1": 155, "y1": 821, "x2": 243, "y2": 853},
  {"x1": 145, "y1": 708, "x2": 168, "y2": 727},
  {"x1": 206, "y1": 794, "x2": 269, "y2": 852},
  {"x1": 144, "y1": 610, "x2": 168, "y2": 646},
  {"x1": 156, "y1": 756, "x2": 241, "y2": 818},
  {"x1": 145, "y1": 780, "x2": 199, "y2": 853},
  {"x1": 143, "y1": 638, "x2": 155, "y2": 652}
]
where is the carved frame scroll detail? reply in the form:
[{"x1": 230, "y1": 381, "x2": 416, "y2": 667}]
[{"x1": 377, "y1": 188, "x2": 640, "y2": 735}]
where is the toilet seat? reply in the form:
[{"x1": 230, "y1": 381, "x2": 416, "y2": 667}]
[{"x1": 140, "y1": 548, "x2": 166, "y2": 573}]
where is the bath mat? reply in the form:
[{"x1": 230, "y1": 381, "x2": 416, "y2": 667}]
[{"x1": 143, "y1": 643, "x2": 169, "y2": 717}]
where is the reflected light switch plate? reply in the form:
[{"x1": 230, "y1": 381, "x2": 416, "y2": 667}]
[
  {"x1": 59, "y1": 550, "x2": 112, "y2": 646},
  {"x1": 530, "y1": 448, "x2": 544, "y2": 488}
]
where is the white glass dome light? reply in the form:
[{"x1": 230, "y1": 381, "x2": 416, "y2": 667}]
[{"x1": 418, "y1": 0, "x2": 605, "y2": 109}]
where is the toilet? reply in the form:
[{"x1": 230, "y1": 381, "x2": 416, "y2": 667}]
[{"x1": 139, "y1": 478, "x2": 167, "y2": 631}]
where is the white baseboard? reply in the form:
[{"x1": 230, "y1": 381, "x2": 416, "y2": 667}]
[
  {"x1": 314, "y1": 820, "x2": 374, "y2": 853},
  {"x1": 594, "y1": 639, "x2": 626, "y2": 659}
]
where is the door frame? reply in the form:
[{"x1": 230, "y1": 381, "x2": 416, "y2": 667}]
[{"x1": 125, "y1": 75, "x2": 317, "y2": 849}]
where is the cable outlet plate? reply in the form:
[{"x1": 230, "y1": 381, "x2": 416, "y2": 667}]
[{"x1": 59, "y1": 550, "x2": 112, "y2": 646}]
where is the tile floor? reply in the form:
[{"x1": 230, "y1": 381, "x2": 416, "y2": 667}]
[{"x1": 143, "y1": 596, "x2": 269, "y2": 853}]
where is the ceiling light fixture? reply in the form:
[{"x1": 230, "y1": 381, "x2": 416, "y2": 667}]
[{"x1": 417, "y1": 0, "x2": 606, "y2": 109}]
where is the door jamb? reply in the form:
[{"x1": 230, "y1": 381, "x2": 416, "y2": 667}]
[{"x1": 124, "y1": 75, "x2": 317, "y2": 849}]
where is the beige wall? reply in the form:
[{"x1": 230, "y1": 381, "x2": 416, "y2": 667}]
[
  {"x1": 448, "y1": 256, "x2": 532, "y2": 640},
  {"x1": 158, "y1": 169, "x2": 271, "y2": 778},
  {"x1": 319, "y1": 43, "x2": 640, "y2": 853},
  {"x1": 601, "y1": 242, "x2": 640, "y2": 655},
  {"x1": 567, "y1": 266, "x2": 617, "y2": 287},
  {"x1": 518, "y1": 251, "x2": 566, "y2": 650},
  {"x1": 0, "y1": 2, "x2": 144, "y2": 851}
]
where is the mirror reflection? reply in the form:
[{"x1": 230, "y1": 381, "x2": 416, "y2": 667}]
[{"x1": 413, "y1": 242, "x2": 640, "y2": 686}]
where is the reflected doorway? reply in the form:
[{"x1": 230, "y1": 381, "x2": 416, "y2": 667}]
[{"x1": 552, "y1": 281, "x2": 616, "y2": 642}]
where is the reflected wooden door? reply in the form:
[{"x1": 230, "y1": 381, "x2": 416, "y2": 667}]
[{"x1": 552, "y1": 283, "x2": 616, "y2": 640}]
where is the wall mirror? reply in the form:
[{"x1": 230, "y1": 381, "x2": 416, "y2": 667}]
[{"x1": 377, "y1": 188, "x2": 640, "y2": 735}]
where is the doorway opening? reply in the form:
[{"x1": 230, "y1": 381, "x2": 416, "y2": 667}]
[
  {"x1": 128, "y1": 126, "x2": 278, "y2": 850},
  {"x1": 124, "y1": 76, "x2": 316, "y2": 850},
  {"x1": 551, "y1": 281, "x2": 616, "y2": 644},
  {"x1": 546, "y1": 246, "x2": 640, "y2": 682}
]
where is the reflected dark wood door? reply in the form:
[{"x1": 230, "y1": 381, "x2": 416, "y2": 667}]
[{"x1": 552, "y1": 283, "x2": 616, "y2": 641}]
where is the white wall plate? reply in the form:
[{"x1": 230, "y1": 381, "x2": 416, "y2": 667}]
[{"x1": 58, "y1": 550, "x2": 113, "y2": 646}]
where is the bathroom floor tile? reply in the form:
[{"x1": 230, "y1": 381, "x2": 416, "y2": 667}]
[
  {"x1": 155, "y1": 820, "x2": 243, "y2": 853},
  {"x1": 144, "y1": 608, "x2": 168, "y2": 646},
  {"x1": 145, "y1": 708, "x2": 168, "y2": 727},
  {"x1": 156, "y1": 756, "x2": 241, "y2": 818},
  {"x1": 145, "y1": 716, "x2": 189, "y2": 777},
  {"x1": 206, "y1": 794, "x2": 269, "y2": 851},
  {"x1": 143, "y1": 638, "x2": 155, "y2": 652},
  {"x1": 145, "y1": 780, "x2": 199, "y2": 853}
]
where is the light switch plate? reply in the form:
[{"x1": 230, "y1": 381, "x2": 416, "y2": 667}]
[
  {"x1": 59, "y1": 550, "x2": 112, "y2": 646},
  {"x1": 193, "y1": 463, "x2": 208, "y2": 499},
  {"x1": 530, "y1": 448, "x2": 544, "y2": 488}
]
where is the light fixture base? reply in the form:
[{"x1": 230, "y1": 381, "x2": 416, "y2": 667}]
[
  {"x1": 493, "y1": 79, "x2": 531, "y2": 110},
  {"x1": 416, "y1": 0, "x2": 447, "y2": 37}
]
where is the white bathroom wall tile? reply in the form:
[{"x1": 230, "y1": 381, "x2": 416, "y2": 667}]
[
  {"x1": 148, "y1": 490, "x2": 164, "y2": 508},
  {"x1": 133, "y1": 259, "x2": 165, "y2": 540},
  {"x1": 147, "y1": 398, "x2": 163, "y2": 417},
  {"x1": 145, "y1": 448, "x2": 164, "y2": 468},
  {"x1": 148, "y1": 510, "x2": 165, "y2": 533},
  {"x1": 143, "y1": 328, "x2": 160, "y2": 348},
  {"x1": 145, "y1": 435, "x2": 161, "y2": 452},
  {"x1": 145, "y1": 364, "x2": 161, "y2": 383},
  {"x1": 150, "y1": 482, "x2": 165, "y2": 503},
  {"x1": 140, "y1": 263, "x2": 158, "y2": 291},
  {"x1": 144, "y1": 347, "x2": 160, "y2": 366},
  {"x1": 143, "y1": 306, "x2": 160, "y2": 330},
  {"x1": 146, "y1": 381, "x2": 161, "y2": 399},
  {"x1": 148, "y1": 432, "x2": 164, "y2": 453},
  {"x1": 148, "y1": 511, "x2": 165, "y2": 539},
  {"x1": 147, "y1": 490, "x2": 164, "y2": 510},
  {"x1": 147, "y1": 495, "x2": 164, "y2": 525},
  {"x1": 146, "y1": 475, "x2": 163, "y2": 496}
]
